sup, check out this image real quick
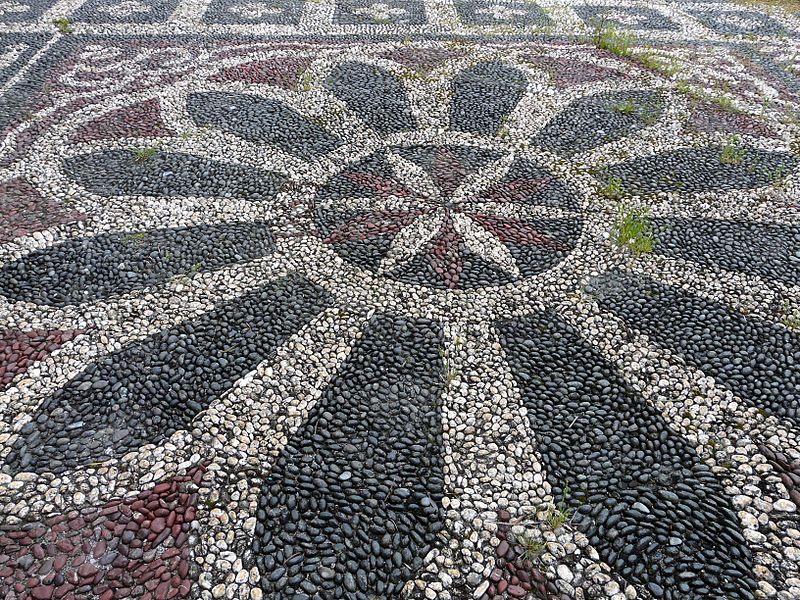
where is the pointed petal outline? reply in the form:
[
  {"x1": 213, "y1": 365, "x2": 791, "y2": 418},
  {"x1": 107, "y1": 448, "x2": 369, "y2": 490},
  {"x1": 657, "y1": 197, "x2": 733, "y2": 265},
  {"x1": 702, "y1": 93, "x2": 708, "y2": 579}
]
[
  {"x1": 451, "y1": 212, "x2": 521, "y2": 278},
  {"x1": 450, "y1": 61, "x2": 528, "y2": 136},
  {"x1": 450, "y1": 153, "x2": 516, "y2": 205},
  {"x1": 468, "y1": 213, "x2": 570, "y2": 251},
  {"x1": 385, "y1": 151, "x2": 440, "y2": 201},
  {"x1": 380, "y1": 209, "x2": 445, "y2": 274},
  {"x1": 325, "y1": 61, "x2": 417, "y2": 135},
  {"x1": 429, "y1": 215, "x2": 462, "y2": 289},
  {"x1": 430, "y1": 146, "x2": 468, "y2": 197},
  {"x1": 478, "y1": 176, "x2": 553, "y2": 204},
  {"x1": 344, "y1": 171, "x2": 411, "y2": 198},
  {"x1": 322, "y1": 210, "x2": 424, "y2": 243},
  {"x1": 186, "y1": 91, "x2": 340, "y2": 161}
]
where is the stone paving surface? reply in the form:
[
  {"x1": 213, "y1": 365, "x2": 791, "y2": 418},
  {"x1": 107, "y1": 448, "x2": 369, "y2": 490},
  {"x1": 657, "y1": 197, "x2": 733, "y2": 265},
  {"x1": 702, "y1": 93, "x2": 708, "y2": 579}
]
[{"x1": 0, "y1": 1, "x2": 799, "y2": 599}]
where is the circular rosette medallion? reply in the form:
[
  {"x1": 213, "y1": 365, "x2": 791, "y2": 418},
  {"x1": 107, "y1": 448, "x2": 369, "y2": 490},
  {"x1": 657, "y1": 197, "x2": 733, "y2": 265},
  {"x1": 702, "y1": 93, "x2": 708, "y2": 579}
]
[{"x1": 313, "y1": 144, "x2": 581, "y2": 289}]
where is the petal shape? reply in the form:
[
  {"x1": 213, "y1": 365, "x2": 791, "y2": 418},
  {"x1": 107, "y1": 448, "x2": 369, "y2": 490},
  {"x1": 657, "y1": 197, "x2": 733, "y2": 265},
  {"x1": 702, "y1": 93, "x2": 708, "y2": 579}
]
[
  {"x1": 468, "y1": 213, "x2": 570, "y2": 250},
  {"x1": 588, "y1": 270, "x2": 800, "y2": 427},
  {"x1": 3, "y1": 275, "x2": 330, "y2": 475},
  {"x1": 450, "y1": 61, "x2": 527, "y2": 136},
  {"x1": 63, "y1": 150, "x2": 284, "y2": 200},
  {"x1": 492, "y1": 157, "x2": 578, "y2": 208},
  {"x1": 0, "y1": 467, "x2": 203, "y2": 597},
  {"x1": 497, "y1": 313, "x2": 757, "y2": 599},
  {"x1": 450, "y1": 152, "x2": 516, "y2": 204},
  {"x1": 0, "y1": 222, "x2": 275, "y2": 307},
  {"x1": 452, "y1": 212, "x2": 520, "y2": 278},
  {"x1": 253, "y1": 314, "x2": 445, "y2": 597},
  {"x1": 380, "y1": 209, "x2": 445, "y2": 273},
  {"x1": 428, "y1": 217, "x2": 463, "y2": 288},
  {"x1": 187, "y1": 91, "x2": 341, "y2": 160},
  {"x1": 653, "y1": 217, "x2": 800, "y2": 285},
  {"x1": 385, "y1": 151, "x2": 440, "y2": 200},
  {"x1": 343, "y1": 171, "x2": 411, "y2": 199},
  {"x1": 603, "y1": 146, "x2": 797, "y2": 195},
  {"x1": 209, "y1": 57, "x2": 311, "y2": 89},
  {"x1": 532, "y1": 90, "x2": 663, "y2": 156},
  {"x1": 325, "y1": 61, "x2": 416, "y2": 135},
  {"x1": 322, "y1": 209, "x2": 423, "y2": 243},
  {"x1": 468, "y1": 214, "x2": 579, "y2": 281},
  {"x1": 393, "y1": 144, "x2": 501, "y2": 197}
]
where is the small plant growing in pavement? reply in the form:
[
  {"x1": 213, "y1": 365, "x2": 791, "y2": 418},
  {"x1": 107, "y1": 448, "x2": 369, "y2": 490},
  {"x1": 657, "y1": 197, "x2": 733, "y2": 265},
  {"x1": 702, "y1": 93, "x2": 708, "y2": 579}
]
[
  {"x1": 613, "y1": 99, "x2": 636, "y2": 114},
  {"x1": 438, "y1": 344, "x2": 458, "y2": 390},
  {"x1": 599, "y1": 175, "x2": 625, "y2": 200},
  {"x1": 518, "y1": 535, "x2": 546, "y2": 562},
  {"x1": 612, "y1": 204, "x2": 656, "y2": 255},
  {"x1": 132, "y1": 146, "x2": 158, "y2": 162},
  {"x1": 298, "y1": 69, "x2": 313, "y2": 92},
  {"x1": 541, "y1": 484, "x2": 574, "y2": 531},
  {"x1": 53, "y1": 17, "x2": 72, "y2": 33},
  {"x1": 121, "y1": 232, "x2": 148, "y2": 245},
  {"x1": 719, "y1": 136, "x2": 745, "y2": 165},
  {"x1": 714, "y1": 93, "x2": 741, "y2": 114},
  {"x1": 639, "y1": 101, "x2": 662, "y2": 125},
  {"x1": 782, "y1": 301, "x2": 800, "y2": 330},
  {"x1": 633, "y1": 51, "x2": 679, "y2": 78},
  {"x1": 592, "y1": 18, "x2": 635, "y2": 58}
]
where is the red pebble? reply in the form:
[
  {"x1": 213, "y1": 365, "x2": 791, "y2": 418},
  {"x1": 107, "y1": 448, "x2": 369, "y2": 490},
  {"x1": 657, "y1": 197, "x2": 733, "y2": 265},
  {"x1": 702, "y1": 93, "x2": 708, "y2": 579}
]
[{"x1": 31, "y1": 585, "x2": 54, "y2": 599}]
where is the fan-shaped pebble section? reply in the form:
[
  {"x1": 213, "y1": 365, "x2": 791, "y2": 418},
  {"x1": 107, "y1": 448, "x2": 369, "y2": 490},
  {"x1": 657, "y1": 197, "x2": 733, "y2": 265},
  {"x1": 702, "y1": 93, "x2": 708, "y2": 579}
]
[
  {"x1": 496, "y1": 313, "x2": 757, "y2": 599},
  {"x1": 3, "y1": 275, "x2": 330, "y2": 475},
  {"x1": 253, "y1": 314, "x2": 446, "y2": 599},
  {"x1": 651, "y1": 217, "x2": 800, "y2": 286},
  {"x1": 325, "y1": 62, "x2": 416, "y2": 135},
  {"x1": 0, "y1": 222, "x2": 275, "y2": 307},
  {"x1": 187, "y1": 91, "x2": 341, "y2": 161},
  {"x1": 62, "y1": 150, "x2": 284, "y2": 201},
  {"x1": 531, "y1": 90, "x2": 663, "y2": 156},
  {"x1": 601, "y1": 146, "x2": 797, "y2": 194},
  {"x1": 450, "y1": 61, "x2": 527, "y2": 136},
  {"x1": 588, "y1": 270, "x2": 800, "y2": 428}
]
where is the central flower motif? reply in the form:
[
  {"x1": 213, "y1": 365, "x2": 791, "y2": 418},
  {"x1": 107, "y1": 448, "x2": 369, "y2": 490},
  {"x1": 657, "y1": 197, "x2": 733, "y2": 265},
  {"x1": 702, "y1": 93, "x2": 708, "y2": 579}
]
[{"x1": 314, "y1": 144, "x2": 581, "y2": 289}]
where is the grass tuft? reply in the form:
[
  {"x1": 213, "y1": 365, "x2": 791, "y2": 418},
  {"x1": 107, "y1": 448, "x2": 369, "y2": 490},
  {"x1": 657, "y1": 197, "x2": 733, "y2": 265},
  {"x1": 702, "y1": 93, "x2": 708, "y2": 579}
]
[
  {"x1": 719, "y1": 136, "x2": 745, "y2": 165},
  {"x1": 438, "y1": 344, "x2": 458, "y2": 392},
  {"x1": 53, "y1": 17, "x2": 72, "y2": 33},
  {"x1": 613, "y1": 99, "x2": 636, "y2": 114},
  {"x1": 782, "y1": 301, "x2": 800, "y2": 330},
  {"x1": 518, "y1": 535, "x2": 546, "y2": 562},
  {"x1": 121, "y1": 232, "x2": 148, "y2": 245},
  {"x1": 541, "y1": 484, "x2": 574, "y2": 531},
  {"x1": 132, "y1": 146, "x2": 158, "y2": 162},
  {"x1": 592, "y1": 19, "x2": 635, "y2": 58},
  {"x1": 298, "y1": 70, "x2": 313, "y2": 92},
  {"x1": 611, "y1": 204, "x2": 656, "y2": 255},
  {"x1": 632, "y1": 51, "x2": 679, "y2": 78},
  {"x1": 599, "y1": 175, "x2": 625, "y2": 200}
]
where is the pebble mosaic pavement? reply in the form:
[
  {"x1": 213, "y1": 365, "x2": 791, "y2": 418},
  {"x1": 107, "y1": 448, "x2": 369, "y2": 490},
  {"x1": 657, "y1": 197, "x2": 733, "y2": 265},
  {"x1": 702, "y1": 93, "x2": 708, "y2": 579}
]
[{"x1": 0, "y1": 0, "x2": 800, "y2": 599}]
